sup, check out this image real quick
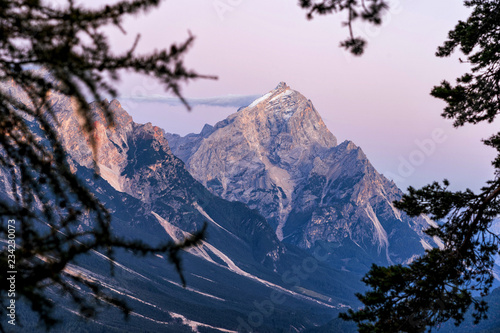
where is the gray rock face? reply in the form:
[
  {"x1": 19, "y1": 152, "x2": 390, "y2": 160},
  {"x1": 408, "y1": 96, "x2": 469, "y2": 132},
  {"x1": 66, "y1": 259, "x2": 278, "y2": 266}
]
[
  {"x1": 167, "y1": 82, "x2": 441, "y2": 267},
  {"x1": 168, "y1": 82, "x2": 336, "y2": 237}
]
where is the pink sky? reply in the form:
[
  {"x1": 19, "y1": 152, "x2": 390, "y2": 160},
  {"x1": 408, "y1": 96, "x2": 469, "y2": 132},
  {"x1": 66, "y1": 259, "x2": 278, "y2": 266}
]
[{"x1": 81, "y1": 0, "x2": 496, "y2": 192}]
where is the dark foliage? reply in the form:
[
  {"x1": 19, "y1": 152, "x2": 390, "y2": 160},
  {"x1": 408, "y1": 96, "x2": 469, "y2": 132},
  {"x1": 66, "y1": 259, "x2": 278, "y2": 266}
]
[
  {"x1": 0, "y1": 0, "x2": 211, "y2": 330},
  {"x1": 299, "y1": 0, "x2": 389, "y2": 55},
  {"x1": 341, "y1": 0, "x2": 500, "y2": 331}
]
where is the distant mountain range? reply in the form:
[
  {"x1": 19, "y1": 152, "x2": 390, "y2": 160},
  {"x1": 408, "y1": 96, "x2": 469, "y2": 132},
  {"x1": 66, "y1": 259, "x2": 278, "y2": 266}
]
[
  {"x1": 1, "y1": 75, "x2": 498, "y2": 332},
  {"x1": 1, "y1": 76, "x2": 361, "y2": 332}
]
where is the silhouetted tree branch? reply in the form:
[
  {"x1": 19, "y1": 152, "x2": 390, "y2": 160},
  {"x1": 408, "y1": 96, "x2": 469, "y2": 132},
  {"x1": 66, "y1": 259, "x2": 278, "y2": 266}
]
[
  {"x1": 299, "y1": 0, "x2": 389, "y2": 55},
  {"x1": 341, "y1": 1, "x2": 500, "y2": 331},
  {"x1": 0, "y1": 0, "x2": 211, "y2": 330}
]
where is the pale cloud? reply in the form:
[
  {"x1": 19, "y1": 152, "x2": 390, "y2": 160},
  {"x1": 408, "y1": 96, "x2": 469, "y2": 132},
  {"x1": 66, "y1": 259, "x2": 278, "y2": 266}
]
[{"x1": 119, "y1": 94, "x2": 261, "y2": 108}]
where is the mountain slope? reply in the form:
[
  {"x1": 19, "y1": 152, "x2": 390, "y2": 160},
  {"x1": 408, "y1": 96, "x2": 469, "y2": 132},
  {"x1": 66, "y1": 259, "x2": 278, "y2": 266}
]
[
  {"x1": 167, "y1": 82, "x2": 441, "y2": 272},
  {"x1": 1, "y1": 75, "x2": 363, "y2": 332}
]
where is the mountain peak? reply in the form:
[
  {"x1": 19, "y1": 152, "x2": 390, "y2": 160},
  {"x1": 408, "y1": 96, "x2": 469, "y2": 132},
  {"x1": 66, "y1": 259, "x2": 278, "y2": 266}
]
[
  {"x1": 237, "y1": 84, "x2": 336, "y2": 149},
  {"x1": 275, "y1": 81, "x2": 289, "y2": 91}
]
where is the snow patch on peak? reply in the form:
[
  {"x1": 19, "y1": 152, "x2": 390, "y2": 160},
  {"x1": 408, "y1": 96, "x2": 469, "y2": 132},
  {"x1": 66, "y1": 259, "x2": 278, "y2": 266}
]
[
  {"x1": 270, "y1": 89, "x2": 294, "y2": 102},
  {"x1": 248, "y1": 92, "x2": 272, "y2": 108}
]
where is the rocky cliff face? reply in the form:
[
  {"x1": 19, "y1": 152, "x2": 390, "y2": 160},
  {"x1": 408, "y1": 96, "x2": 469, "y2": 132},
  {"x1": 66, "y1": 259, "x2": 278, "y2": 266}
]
[
  {"x1": 168, "y1": 82, "x2": 336, "y2": 238},
  {"x1": 167, "y1": 82, "x2": 442, "y2": 268}
]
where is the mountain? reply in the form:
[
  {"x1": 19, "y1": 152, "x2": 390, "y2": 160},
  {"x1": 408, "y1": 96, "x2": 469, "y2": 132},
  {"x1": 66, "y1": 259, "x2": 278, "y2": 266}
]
[
  {"x1": 1, "y1": 75, "x2": 363, "y2": 332},
  {"x1": 166, "y1": 82, "x2": 442, "y2": 274}
]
